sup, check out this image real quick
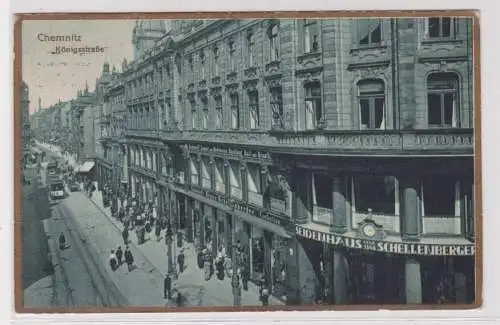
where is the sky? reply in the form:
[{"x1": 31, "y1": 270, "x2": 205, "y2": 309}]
[{"x1": 22, "y1": 20, "x2": 136, "y2": 113}]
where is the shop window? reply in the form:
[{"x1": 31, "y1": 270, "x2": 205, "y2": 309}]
[
  {"x1": 270, "y1": 86, "x2": 284, "y2": 129},
  {"x1": 304, "y1": 19, "x2": 319, "y2": 53},
  {"x1": 214, "y1": 159, "x2": 225, "y2": 193},
  {"x1": 229, "y1": 160, "x2": 242, "y2": 199},
  {"x1": 422, "y1": 175, "x2": 455, "y2": 216},
  {"x1": 230, "y1": 92, "x2": 240, "y2": 129},
  {"x1": 355, "y1": 175, "x2": 396, "y2": 215},
  {"x1": 428, "y1": 17, "x2": 455, "y2": 39},
  {"x1": 304, "y1": 82, "x2": 322, "y2": 130},
  {"x1": 312, "y1": 173, "x2": 333, "y2": 224},
  {"x1": 189, "y1": 157, "x2": 199, "y2": 186},
  {"x1": 248, "y1": 90, "x2": 259, "y2": 129},
  {"x1": 358, "y1": 79, "x2": 386, "y2": 130},
  {"x1": 252, "y1": 233, "x2": 265, "y2": 278},
  {"x1": 268, "y1": 24, "x2": 280, "y2": 61},
  {"x1": 212, "y1": 45, "x2": 220, "y2": 76},
  {"x1": 215, "y1": 95, "x2": 223, "y2": 129},
  {"x1": 357, "y1": 19, "x2": 382, "y2": 46},
  {"x1": 427, "y1": 72, "x2": 460, "y2": 128},
  {"x1": 201, "y1": 158, "x2": 211, "y2": 189}
]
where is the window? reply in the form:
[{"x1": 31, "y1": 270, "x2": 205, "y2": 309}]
[
  {"x1": 358, "y1": 19, "x2": 382, "y2": 46},
  {"x1": 422, "y1": 175, "x2": 455, "y2": 216},
  {"x1": 190, "y1": 99, "x2": 197, "y2": 129},
  {"x1": 248, "y1": 91, "x2": 259, "y2": 129},
  {"x1": 304, "y1": 82, "x2": 322, "y2": 130},
  {"x1": 304, "y1": 19, "x2": 319, "y2": 53},
  {"x1": 268, "y1": 24, "x2": 280, "y2": 61},
  {"x1": 190, "y1": 157, "x2": 199, "y2": 186},
  {"x1": 427, "y1": 73, "x2": 459, "y2": 128},
  {"x1": 228, "y1": 39, "x2": 236, "y2": 71},
  {"x1": 199, "y1": 50, "x2": 206, "y2": 80},
  {"x1": 270, "y1": 86, "x2": 284, "y2": 129},
  {"x1": 230, "y1": 92, "x2": 239, "y2": 129},
  {"x1": 202, "y1": 107, "x2": 209, "y2": 130},
  {"x1": 201, "y1": 158, "x2": 211, "y2": 189},
  {"x1": 247, "y1": 31, "x2": 255, "y2": 67},
  {"x1": 355, "y1": 175, "x2": 396, "y2": 215},
  {"x1": 358, "y1": 79, "x2": 385, "y2": 130},
  {"x1": 213, "y1": 45, "x2": 220, "y2": 76},
  {"x1": 312, "y1": 172, "x2": 333, "y2": 224},
  {"x1": 215, "y1": 96, "x2": 223, "y2": 129},
  {"x1": 428, "y1": 17, "x2": 454, "y2": 38}
]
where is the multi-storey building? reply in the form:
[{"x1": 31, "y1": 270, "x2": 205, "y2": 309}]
[
  {"x1": 21, "y1": 81, "x2": 31, "y2": 161},
  {"x1": 96, "y1": 62, "x2": 129, "y2": 194},
  {"x1": 103, "y1": 18, "x2": 475, "y2": 306}
]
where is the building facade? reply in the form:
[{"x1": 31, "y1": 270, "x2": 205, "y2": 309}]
[
  {"x1": 21, "y1": 81, "x2": 31, "y2": 160},
  {"x1": 101, "y1": 18, "x2": 475, "y2": 305}
]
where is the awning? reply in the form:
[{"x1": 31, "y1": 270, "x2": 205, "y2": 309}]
[{"x1": 78, "y1": 161, "x2": 95, "y2": 173}]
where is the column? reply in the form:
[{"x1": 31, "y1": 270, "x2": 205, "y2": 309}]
[
  {"x1": 186, "y1": 198, "x2": 194, "y2": 243},
  {"x1": 331, "y1": 175, "x2": 347, "y2": 234},
  {"x1": 240, "y1": 162, "x2": 248, "y2": 201},
  {"x1": 401, "y1": 175, "x2": 421, "y2": 241},
  {"x1": 405, "y1": 257, "x2": 422, "y2": 304},
  {"x1": 332, "y1": 250, "x2": 349, "y2": 304}
]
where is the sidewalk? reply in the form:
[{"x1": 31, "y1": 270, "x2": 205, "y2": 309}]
[{"x1": 88, "y1": 190, "x2": 285, "y2": 307}]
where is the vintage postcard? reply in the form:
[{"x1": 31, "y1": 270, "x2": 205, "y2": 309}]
[{"x1": 14, "y1": 12, "x2": 481, "y2": 312}]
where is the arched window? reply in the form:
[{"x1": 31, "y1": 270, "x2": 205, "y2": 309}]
[
  {"x1": 268, "y1": 24, "x2": 280, "y2": 61},
  {"x1": 304, "y1": 82, "x2": 322, "y2": 130},
  {"x1": 357, "y1": 79, "x2": 385, "y2": 130},
  {"x1": 427, "y1": 72, "x2": 460, "y2": 128}
]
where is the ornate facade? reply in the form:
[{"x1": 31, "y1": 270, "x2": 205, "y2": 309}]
[{"x1": 99, "y1": 18, "x2": 475, "y2": 305}]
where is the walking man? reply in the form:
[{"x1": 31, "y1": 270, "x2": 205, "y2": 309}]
[
  {"x1": 124, "y1": 246, "x2": 134, "y2": 272},
  {"x1": 163, "y1": 273, "x2": 172, "y2": 299},
  {"x1": 231, "y1": 269, "x2": 242, "y2": 306},
  {"x1": 116, "y1": 246, "x2": 123, "y2": 265},
  {"x1": 122, "y1": 227, "x2": 129, "y2": 245}
]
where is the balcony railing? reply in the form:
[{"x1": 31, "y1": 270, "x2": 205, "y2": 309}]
[{"x1": 268, "y1": 128, "x2": 473, "y2": 155}]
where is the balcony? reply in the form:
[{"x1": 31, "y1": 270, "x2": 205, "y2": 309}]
[
  {"x1": 268, "y1": 128, "x2": 473, "y2": 156},
  {"x1": 126, "y1": 129, "x2": 159, "y2": 139}
]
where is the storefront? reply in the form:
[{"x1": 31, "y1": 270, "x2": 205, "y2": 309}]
[{"x1": 294, "y1": 224, "x2": 476, "y2": 305}]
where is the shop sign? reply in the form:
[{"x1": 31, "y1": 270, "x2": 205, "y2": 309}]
[{"x1": 295, "y1": 225, "x2": 476, "y2": 257}]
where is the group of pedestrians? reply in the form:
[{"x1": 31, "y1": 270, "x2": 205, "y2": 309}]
[{"x1": 108, "y1": 245, "x2": 135, "y2": 272}]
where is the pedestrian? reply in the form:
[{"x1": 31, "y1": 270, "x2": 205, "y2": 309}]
[
  {"x1": 163, "y1": 273, "x2": 172, "y2": 299},
  {"x1": 155, "y1": 220, "x2": 162, "y2": 242},
  {"x1": 124, "y1": 246, "x2": 134, "y2": 272},
  {"x1": 58, "y1": 232, "x2": 66, "y2": 250},
  {"x1": 241, "y1": 261, "x2": 249, "y2": 291},
  {"x1": 116, "y1": 246, "x2": 123, "y2": 265},
  {"x1": 203, "y1": 248, "x2": 212, "y2": 281},
  {"x1": 177, "y1": 248, "x2": 185, "y2": 273},
  {"x1": 260, "y1": 281, "x2": 270, "y2": 306},
  {"x1": 109, "y1": 250, "x2": 117, "y2": 271},
  {"x1": 122, "y1": 227, "x2": 129, "y2": 245},
  {"x1": 231, "y1": 269, "x2": 242, "y2": 306}
]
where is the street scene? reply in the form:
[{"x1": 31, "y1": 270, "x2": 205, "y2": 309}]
[{"x1": 19, "y1": 17, "x2": 477, "y2": 310}]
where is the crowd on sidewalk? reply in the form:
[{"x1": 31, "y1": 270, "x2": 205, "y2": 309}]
[{"x1": 38, "y1": 140, "x2": 283, "y2": 307}]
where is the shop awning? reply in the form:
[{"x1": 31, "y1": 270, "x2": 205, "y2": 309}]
[{"x1": 78, "y1": 161, "x2": 95, "y2": 173}]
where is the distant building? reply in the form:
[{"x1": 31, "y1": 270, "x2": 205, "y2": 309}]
[{"x1": 20, "y1": 81, "x2": 31, "y2": 158}]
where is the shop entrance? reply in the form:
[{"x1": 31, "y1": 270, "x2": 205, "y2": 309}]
[{"x1": 347, "y1": 251, "x2": 405, "y2": 304}]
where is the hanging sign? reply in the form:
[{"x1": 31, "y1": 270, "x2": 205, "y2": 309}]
[{"x1": 295, "y1": 225, "x2": 476, "y2": 257}]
